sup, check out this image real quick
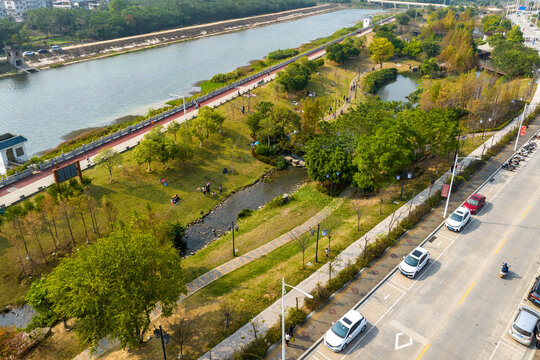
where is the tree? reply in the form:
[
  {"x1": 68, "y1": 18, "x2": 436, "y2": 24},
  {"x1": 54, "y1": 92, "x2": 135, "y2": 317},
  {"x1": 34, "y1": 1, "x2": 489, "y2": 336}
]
[
  {"x1": 26, "y1": 278, "x2": 59, "y2": 329},
  {"x1": 325, "y1": 42, "x2": 360, "y2": 63},
  {"x1": 492, "y1": 41, "x2": 540, "y2": 78},
  {"x1": 198, "y1": 106, "x2": 225, "y2": 134},
  {"x1": 94, "y1": 147, "x2": 122, "y2": 182},
  {"x1": 276, "y1": 57, "x2": 322, "y2": 92},
  {"x1": 506, "y1": 25, "x2": 524, "y2": 43},
  {"x1": 304, "y1": 134, "x2": 354, "y2": 185},
  {"x1": 102, "y1": 196, "x2": 118, "y2": 230},
  {"x1": 43, "y1": 228, "x2": 186, "y2": 349},
  {"x1": 133, "y1": 137, "x2": 158, "y2": 172},
  {"x1": 190, "y1": 109, "x2": 219, "y2": 147},
  {"x1": 167, "y1": 121, "x2": 182, "y2": 143},
  {"x1": 163, "y1": 221, "x2": 187, "y2": 256},
  {"x1": 170, "y1": 316, "x2": 193, "y2": 358},
  {"x1": 369, "y1": 37, "x2": 394, "y2": 69},
  {"x1": 421, "y1": 57, "x2": 440, "y2": 78},
  {"x1": 296, "y1": 235, "x2": 310, "y2": 270}
]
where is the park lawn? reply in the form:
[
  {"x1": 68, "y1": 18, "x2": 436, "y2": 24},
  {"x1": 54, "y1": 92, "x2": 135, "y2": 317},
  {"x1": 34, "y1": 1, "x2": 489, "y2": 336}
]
[
  {"x1": 459, "y1": 133, "x2": 494, "y2": 157},
  {"x1": 100, "y1": 192, "x2": 404, "y2": 360},
  {"x1": 182, "y1": 183, "x2": 332, "y2": 282}
]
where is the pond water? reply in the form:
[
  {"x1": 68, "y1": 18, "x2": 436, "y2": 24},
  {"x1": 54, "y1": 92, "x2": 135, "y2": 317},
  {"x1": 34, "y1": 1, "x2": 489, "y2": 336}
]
[
  {"x1": 184, "y1": 166, "x2": 307, "y2": 252},
  {"x1": 0, "y1": 304, "x2": 35, "y2": 329},
  {"x1": 376, "y1": 73, "x2": 419, "y2": 103}
]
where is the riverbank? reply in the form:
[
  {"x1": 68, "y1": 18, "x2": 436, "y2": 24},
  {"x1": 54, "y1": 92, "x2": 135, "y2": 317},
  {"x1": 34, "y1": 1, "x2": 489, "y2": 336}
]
[{"x1": 15, "y1": 4, "x2": 341, "y2": 73}]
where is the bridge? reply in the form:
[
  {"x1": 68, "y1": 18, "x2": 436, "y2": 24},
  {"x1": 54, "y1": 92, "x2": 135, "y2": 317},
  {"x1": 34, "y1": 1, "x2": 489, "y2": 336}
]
[
  {"x1": 366, "y1": 0, "x2": 447, "y2": 7},
  {"x1": 478, "y1": 61, "x2": 506, "y2": 76}
]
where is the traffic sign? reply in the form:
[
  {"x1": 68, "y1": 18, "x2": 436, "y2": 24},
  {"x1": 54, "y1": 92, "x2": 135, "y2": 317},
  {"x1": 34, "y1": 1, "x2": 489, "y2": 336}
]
[{"x1": 520, "y1": 125, "x2": 527, "y2": 136}]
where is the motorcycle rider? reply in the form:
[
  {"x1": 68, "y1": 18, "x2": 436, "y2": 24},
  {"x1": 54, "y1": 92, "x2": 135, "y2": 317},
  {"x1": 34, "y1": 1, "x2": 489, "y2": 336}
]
[{"x1": 501, "y1": 263, "x2": 510, "y2": 275}]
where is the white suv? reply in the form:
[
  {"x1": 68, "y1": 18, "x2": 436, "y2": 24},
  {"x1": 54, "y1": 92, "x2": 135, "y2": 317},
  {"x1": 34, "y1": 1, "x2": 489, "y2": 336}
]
[
  {"x1": 445, "y1": 206, "x2": 471, "y2": 232},
  {"x1": 399, "y1": 247, "x2": 430, "y2": 278},
  {"x1": 324, "y1": 310, "x2": 367, "y2": 352}
]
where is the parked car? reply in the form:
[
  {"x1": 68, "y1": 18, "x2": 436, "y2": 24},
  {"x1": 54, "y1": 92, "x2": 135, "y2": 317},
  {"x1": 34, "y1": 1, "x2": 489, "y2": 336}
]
[
  {"x1": 324, "y1": 310, "x2": 367, "y2": 352},
  {"x1": 445, "y1": 207, "x2": 471, "y2": 232},
  {"x1": 528, "y1": 277, "x2": 540, "y2": 306},
  {"x1": 463, "y1": 193, "x2": 486, "y2": 214},
  {"x1": 37, "y1": 49, "x2": 49, "y2": 54},
  {"x1": 23, "y1": 51, "x2": 35, "y2": 56},
  {"x1": 508, "y1": 306, "x2": 540, "y2": 345},
  {"x1": 51, "y1": 45, "x2": 62, "y2": 51},
  {"x1": 399, "y1": 247, "x2": 430, "y2": 278}
]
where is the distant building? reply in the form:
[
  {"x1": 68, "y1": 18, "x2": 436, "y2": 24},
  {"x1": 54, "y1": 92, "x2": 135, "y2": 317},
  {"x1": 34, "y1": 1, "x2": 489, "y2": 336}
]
[
  {"x1": 1, "y1": 0, "x2": 47, "y2": 21},
  {"x1": 363, "y1": 18, "x2": 371, "y2": 28},
  {"x1": 0, "y1": 133, "x2": 29, "y2": 175},
  {"x1": 3, "y1": 45, "x2": 24, "y2": 67},
  {"x1": 0, "y1": 1, "x2": 7, "y2": 18},
  {"x1": 52, "y1": 0, "x2": 96, "y2": 9}
]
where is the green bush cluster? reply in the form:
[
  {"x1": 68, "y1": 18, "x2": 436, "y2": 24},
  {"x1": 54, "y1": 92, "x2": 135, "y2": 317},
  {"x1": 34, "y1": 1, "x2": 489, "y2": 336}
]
[
  {"x1": 266, "y1": 194, "x2": 292, "y2": 209},
  {"x1": 238, "y1": 209, "x2": 253, "y2": 218},
  {"x1": 276, "y1": 156, "x2": 288, "y2": 170},
  {"x1": 210, "y1": 69, "x2": 243, "y2": 83},
  {"x1": 362, "y1": 68, "x2": 398, "y2": 94},
  {"x1": 267, "y1": 48, "x2": 299, "y2": 60},
  {"x1": 254, "y1": 144, "x2": 279, "y2": 156}
]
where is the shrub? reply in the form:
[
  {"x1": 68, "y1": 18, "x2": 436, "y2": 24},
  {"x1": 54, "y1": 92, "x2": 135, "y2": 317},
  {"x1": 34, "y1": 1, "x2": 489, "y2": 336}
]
[
  {"x1": 266, "y1": 194, "x2": 291, "y2": 209},
  {"x1": 276, "y1": 156, "x2": 287, "y2": 170},
  {"x1": 427, "y1": 190, "x2": 442, "y2": 208},
  {"x1": 362, "y1": 68, "x2": 398, "y2": 94},
  {"x1": 399, "y1": 218, "x2": 414, "y2": 230},
  {"x1": 254, "y1": 144, "x2": 277, "y2": 156},
  {"x1": 268, "y1": 48, "x2": 299, "y2": 60},
  {"x1": 238, "y1": 209, "x2": 253, "y2": 218}
]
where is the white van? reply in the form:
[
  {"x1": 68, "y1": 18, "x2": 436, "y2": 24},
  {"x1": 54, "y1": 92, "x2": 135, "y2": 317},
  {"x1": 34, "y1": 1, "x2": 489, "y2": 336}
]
[{"x1": 51, "y1": 45, "x2": 62, "y2": 51}]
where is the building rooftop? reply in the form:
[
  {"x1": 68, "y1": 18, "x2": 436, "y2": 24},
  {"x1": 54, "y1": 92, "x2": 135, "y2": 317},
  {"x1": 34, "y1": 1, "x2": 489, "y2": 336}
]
[{"x1": 0, "y1": 133, "x2": 27, "y2": 151}]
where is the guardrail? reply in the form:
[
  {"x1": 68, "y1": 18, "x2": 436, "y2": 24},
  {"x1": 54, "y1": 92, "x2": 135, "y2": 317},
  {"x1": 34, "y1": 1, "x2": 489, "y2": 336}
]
[{"x1": 0, "y1": 15, "x2": 395, "y2": 191}]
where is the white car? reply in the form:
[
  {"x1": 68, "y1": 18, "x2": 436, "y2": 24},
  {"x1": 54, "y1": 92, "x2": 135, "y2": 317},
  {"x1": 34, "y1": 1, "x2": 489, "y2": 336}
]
[
  {"x1": 399, "y1": 247, "x2": 430, "y2": 278},
  {"x1": 324, "y1": 310, "x2": 367, "y2": 352},
  {"x1": 508, "y1": 306, "x2": 540, "y2": 345},
  {"x1": 445, "y1": 206, "x2": 471, "y2": 232}
]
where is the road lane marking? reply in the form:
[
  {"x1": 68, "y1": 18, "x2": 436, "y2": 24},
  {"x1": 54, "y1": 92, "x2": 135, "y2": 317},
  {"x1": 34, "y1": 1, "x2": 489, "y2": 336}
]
[
  {"x1": 494, "y1": 238, "x2": 508, "y2": 255},
  {"x1": 458, "y1": 281, "x2": 476, "y2": 306},
  {"x1": 520, "y1": 205, "x2": 531, "y2": 219},
  {"x1": 416, "y1": 344, "x2": 430, "y2": 360}
]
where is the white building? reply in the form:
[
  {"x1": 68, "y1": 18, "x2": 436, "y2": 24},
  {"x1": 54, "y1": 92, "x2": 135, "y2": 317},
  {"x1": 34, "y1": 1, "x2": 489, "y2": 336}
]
[
  {"x1": 0, "y1": 1, "x2": 7, "y2": 18},
  {"x1": 1, "y1": 0, "x2": 47, "y2": 21},
  {"x1": 0, "y1": 133, "x2": 29, "y2": 175}
]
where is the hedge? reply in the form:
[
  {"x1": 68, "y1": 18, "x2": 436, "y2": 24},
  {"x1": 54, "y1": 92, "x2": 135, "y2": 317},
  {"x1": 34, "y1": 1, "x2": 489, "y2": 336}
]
[{"x1": 362, "y1": 68, "x2": 398, "y2": 94}]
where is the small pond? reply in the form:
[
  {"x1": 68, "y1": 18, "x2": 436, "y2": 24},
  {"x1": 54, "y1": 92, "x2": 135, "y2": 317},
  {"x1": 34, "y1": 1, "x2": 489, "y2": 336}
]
[
  {"x1": 377, "y1": 73, "x2": 420, "y2": 103},
  {"x1": 184, "y1": 166, "x2": 307, "y2": 252},
  {"x1": 0, "y1": 304, "x2": 35, "y2": 329}
]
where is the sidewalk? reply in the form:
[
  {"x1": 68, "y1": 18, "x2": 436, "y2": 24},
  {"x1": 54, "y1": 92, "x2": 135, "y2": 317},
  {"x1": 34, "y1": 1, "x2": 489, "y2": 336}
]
[{"x1": 198, "y1": 103, "x2": 539, "y2": 359}]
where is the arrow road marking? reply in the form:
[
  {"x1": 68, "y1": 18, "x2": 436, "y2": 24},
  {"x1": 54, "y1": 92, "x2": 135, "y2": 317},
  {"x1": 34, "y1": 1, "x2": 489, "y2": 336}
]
[{"x1": 395, "y1": 332, "x2": 413, "y2": 350}]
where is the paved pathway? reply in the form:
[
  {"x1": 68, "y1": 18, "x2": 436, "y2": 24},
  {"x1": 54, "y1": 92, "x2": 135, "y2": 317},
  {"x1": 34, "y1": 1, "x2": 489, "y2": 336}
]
[{"x1": 72, "y1": 187, "x2": 354, "y2": 360}]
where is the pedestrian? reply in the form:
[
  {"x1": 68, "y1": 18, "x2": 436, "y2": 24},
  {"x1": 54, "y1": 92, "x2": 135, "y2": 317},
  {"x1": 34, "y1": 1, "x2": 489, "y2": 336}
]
[
  {"x1": 203, "y1": 187, "x2": 206, "y2": 196},
  {"x1": 219, "y1": 185, "x2": 223, "y2": 194},
  {"x1": 325, "y1": 248, "x2": 329, "y2": 257},
  {"x1": 200, "y1": 210, "x2": 204, "y2": 219},
  {"x1": 285, "y1": 333, "x2": 290, "y2": 346},
  {"x1": 206, "y1": 181, "x2": 211, "y2": 192},
  {"x1": 288, "y1": 324, "x2": 296, "y2": 338}
]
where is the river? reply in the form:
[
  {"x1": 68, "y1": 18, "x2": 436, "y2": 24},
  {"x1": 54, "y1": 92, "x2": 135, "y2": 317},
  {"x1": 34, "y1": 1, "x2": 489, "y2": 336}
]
[{"x1": 0, "y1": 8, "x2": 383, "y2": 155}]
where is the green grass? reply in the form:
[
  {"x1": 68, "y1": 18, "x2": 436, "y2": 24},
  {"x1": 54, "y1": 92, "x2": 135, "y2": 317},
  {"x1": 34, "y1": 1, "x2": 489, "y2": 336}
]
[{"x1": 182, "y1": 184, "x2": 332, "y2": 281}]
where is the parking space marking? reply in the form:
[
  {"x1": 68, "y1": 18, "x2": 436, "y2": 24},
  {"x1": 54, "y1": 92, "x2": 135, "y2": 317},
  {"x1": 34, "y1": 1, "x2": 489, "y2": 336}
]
[
  {"x1": 416, "y1": 344, "x2": 430, "y2": 360},
  {"x1": 458, "y1": 281, "x2": 476, "y2": 306},
  {"x1": 499, "y1": 339, "x2": 526, "y2": 354},
  {"x1": 390, "y1": 280, "x2": 409, "y2": 292},
  {"x1": 316, "y1": 350, "x2": 332, "y2": 360},
  {"x1": 494, "y1": 238, "x2": 507, "y2": 255}
]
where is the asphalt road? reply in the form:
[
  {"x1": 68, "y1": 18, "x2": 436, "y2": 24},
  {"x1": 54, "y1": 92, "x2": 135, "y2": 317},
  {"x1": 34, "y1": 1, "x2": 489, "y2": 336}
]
[
  {"x1": 302, "y1": 145, "x2": 540, "y2": 360},
  {"x1": 509, "y1": 12, "x2": 540, "y2": 50}
]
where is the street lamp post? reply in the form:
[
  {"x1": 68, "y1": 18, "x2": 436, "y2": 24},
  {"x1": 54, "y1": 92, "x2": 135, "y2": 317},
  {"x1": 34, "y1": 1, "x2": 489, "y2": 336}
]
[
  {"x1": 396, "y1": 171, "x2": 413, "y2": 201},
  {"x1": 230, "y1": 222, "x2": 239, "y2": 256},
  {"x1": 443, "y1": 155, "x2": 480, "y2": 218},
  {"x1": 170, "y1": 93, "x2": 187, "y2": 123},
  {"x1": 310, "y1": 225, "x2": 320, "y2": 263},
  {"x1": 282, "y1": 278, "x2": 313, "y2": 360},
  {"x1": 514, "y1": 104, "x2": 528, "y2": 151}
]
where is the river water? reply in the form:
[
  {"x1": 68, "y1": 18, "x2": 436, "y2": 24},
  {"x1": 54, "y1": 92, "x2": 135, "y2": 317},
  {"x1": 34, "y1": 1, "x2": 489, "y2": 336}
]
[{"x1": 0, "y1": 8, "x2": 383, "y2": 155}]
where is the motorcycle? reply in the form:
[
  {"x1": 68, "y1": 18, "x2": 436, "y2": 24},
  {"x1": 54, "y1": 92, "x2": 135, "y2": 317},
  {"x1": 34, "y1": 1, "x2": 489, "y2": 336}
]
[
  {"x1": 502, "y1": 162, "x2": 516, "y2": 171},
  {"x1": 500, "y1": 263, "x2": 510, "y2": 278}
]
